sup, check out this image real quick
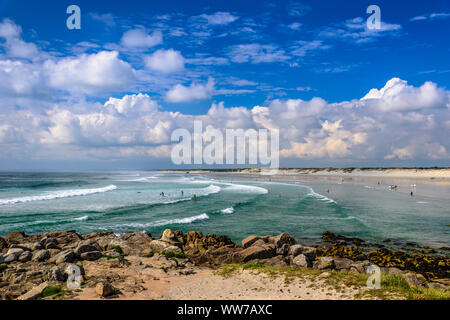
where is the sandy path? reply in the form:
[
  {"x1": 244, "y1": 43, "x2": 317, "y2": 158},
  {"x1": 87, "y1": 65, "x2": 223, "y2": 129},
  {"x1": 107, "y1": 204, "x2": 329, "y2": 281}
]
[{"x1": 74, "y1": 267, "x2": 371, "y2": 300}]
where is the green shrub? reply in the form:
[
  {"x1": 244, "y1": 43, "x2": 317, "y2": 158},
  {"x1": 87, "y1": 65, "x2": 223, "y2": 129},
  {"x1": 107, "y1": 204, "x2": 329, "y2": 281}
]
[
  {"x1": 0, "y1": 264, "x2": 8, "y2": 272},
  {"x1": 110, "y1": 245, "x2": 123, "y2": 254},
  {"x1": 42, "y1": 285, "x2": 62, "y2": 298},
  {"x1": 144, "y1": 252, "x2": 154, "y2": 258},
  {"x1": 162, "y1": 251, "x2": 186, "y2": 259}
]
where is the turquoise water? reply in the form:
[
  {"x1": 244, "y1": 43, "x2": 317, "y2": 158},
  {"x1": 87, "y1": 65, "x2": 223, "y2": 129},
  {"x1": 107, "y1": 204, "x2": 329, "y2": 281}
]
[{"x1": 0, "y1": 172, "x2": 449, "y2": 248}]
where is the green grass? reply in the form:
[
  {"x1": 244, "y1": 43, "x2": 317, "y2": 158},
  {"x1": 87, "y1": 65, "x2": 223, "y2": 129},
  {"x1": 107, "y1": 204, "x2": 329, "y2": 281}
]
[
  {"x1": 162, "y1": 251, "x2": 186, "y2": 259},
  {"x1": 102, "y1": 253, "x2": 125, "y2": 259},
  {"x1": 42, "y1": 285, "x2": 62, "y2": 298},
  {"x1": 214, "y1": 264, "x2": 450, "y2": 300},
  {"x1": 110, "y1": 245, "x2": 123, "y2": 255}
]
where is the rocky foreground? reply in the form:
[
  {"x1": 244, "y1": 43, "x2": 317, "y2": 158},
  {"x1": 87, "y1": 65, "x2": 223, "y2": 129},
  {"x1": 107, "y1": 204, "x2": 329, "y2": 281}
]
[{"x1": 0, "y1": 229, "x2": 449, "y2": 300}]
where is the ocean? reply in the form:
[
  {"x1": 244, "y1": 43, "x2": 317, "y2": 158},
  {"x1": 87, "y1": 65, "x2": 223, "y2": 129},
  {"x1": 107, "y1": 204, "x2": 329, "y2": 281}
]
[{"x1": 0, "y1": 171, "x2": 448, "y2": 248}]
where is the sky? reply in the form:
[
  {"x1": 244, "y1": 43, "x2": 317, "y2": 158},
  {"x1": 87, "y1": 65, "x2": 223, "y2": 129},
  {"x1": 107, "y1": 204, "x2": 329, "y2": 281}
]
[{"x1": 0, "y1": 0, "x2": 449, "y2": 170}]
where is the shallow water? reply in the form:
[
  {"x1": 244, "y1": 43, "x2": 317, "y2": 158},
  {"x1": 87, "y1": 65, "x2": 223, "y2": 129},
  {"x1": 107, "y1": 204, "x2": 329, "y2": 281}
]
[{"x1": 0, "y1": 172, "x2": 448, "y2": 248}]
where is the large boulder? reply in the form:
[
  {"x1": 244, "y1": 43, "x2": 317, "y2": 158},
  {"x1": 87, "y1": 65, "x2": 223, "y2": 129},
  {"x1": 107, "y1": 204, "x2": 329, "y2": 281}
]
[
  {"x1": 74, "y1": 241, "x2": 102, "y2": 256},
  {"x1": 248, "y1": 255, "x2": 289, "y2": 268},
  {"x1": 288, "y1": 244, "x2": 317, "y2": 259},
  {"x1": 80, "y1": 251, "x2": 102, "y2": 261},
  {"x1": 313, "y1": 256, "x2": 335, "y2": 270},
  {"x1": 160, "y1": 229, "x2": 181, "y2": 246},
  {"x1": 236, "y1": 244, "x2": 276, "y2": 263},
  {"x1": 242, "y1": 235, "x2": 265, "y2": 248},
  {"x1": 350, "y1": 260, "x2": 371, "y2": 273},
  {"x1": 149, "y1": 240, "x2": 182, "y2": 254},
  {"x1": 6, "y1": 247, "x2": 24, "y2": 258},
  {"x1": 18, "y1": 251, "x2": 32, "y2": 262},
  {"x1": 46, "y1": 266, "x2": 66, "y2": 282},
  {"x1": 31, "y1": 242, "x2": 44, "y2": 251},
  {"x1": 334, "y1": 258, "x2": 354, "y2": 270},
  {"x1": 292, "y1": 254, "x2": 310, "y2": 268},
  {"x1": 96, "y1": 282, "x2": 116, "y2": 298},
  {"x1": 5, "y1": 231, "x2": 27, "y2": 246},
  {"x1": 270, "y1": 233, "x2": 296, "y2": 248},
  {"x1": 0, "y1": 236, "x2": 7, "y2": 251},
  {"x1": 0, "y1": 253, "x2": 17, "y2": 263},
  {"x1": 16, "y1": 282, "x2": 48, "y2": 300},
  {"x1": 32, "y1": 249, "x2": 50, "y2": 262},
  {"x1": 51, "y1": 250, "x2": 77, "y2": 264}
]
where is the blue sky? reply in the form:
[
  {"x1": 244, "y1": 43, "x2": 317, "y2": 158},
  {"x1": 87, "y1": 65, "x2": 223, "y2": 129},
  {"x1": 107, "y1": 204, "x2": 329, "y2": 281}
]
[{"x1": 0, "y1": 0, "x2": 449, "y2": 169}]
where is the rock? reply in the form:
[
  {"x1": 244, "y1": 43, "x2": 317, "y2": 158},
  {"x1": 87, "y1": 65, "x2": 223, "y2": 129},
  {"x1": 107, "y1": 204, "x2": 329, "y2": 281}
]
[
  {"x1": 150, "y1": 240, "x2": 182, "y2": 254},
  {"x1": 277, "y1": 243, "x2": 290, "y2": 256},
  {"x1": 350, "y1": 260, "x2": 371, "y2": 273},
  {"x1": 9, "y1": 244, "x2": 30, "y2": 251},
  {"x1": 313, "y1": 256, "x2": 335, "y2": 270},
  {"x1": 292, "y1": 254, "x2": 310, "y2": 268},
  {"x1": 322, "y1": 231, "x2": 364, "y2": 245},
  {"x1": 47, "y1": 266, "x2": 66, "y2": 282},
  {"x1": 18, "y1": 251, "x2": 32, "y2": 262},
  {"x1": 288, "y1": 244, "x2": 317, "y2": 259},
  {"x1": 270, "y1": 233, "x2": 296, "y2": 248},
  {"x1": 248, "y1": 255, "x2": 289, "y2": 268},
  {"x1": 0, "y1": 253, "x2": 17, "y2": 263},
  {"x1": 236, "y1": 244, "x2": 276, "y2": 262},
  {"x1": 80, "y1": 251, "x2": 102, "y2": 261},
  {"x1": 242, "y1": 235, "x2": 264, "y2": 248},
  {"x1": 52, "y1": 250, "x2": 77, "y2": 264},
  {"x1": 31, "y1": 242, "x2": 44, "y2": 251},
  {"x1": 16, "y1": 282, "x2": 48, "y2": 300},
  {"x1": 44, "y1": 239, "x2": 60, "y2": 250},
  {"x1": 334, "y1": 258, "x2": 354, "y2": 270},
  {"x1": 5, "y1": 231, "x2": 27, "y2": 246},
  {"x1": 0, "y1": 236, "x2": 7, "y2": 251},
  {"x1": 74, "y1": 241, "x2": 102, "y2": 256},
  {"x1": 160, "y1": 229, "x2": 181, "y2": 245},
  {"x1": 403, "y1": 273, "x2": 423, "y2": 287},
  {"x1": 32, "y1": 249, "x2": 50, "y2": 262},
  {"x1": 385, "y1": 267, "x2": 403, "y2": 276},
  {"x1": 95, "y1": 282, "x2": 115, "y2": 298},
  {"x1": 6, "y1": 247, "x2": 24, "y2": 257}
]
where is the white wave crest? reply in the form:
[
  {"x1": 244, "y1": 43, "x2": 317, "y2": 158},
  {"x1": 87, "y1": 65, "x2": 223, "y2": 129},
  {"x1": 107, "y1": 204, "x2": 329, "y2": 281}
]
[
  {"x1": 223, "y1": 183, "x2": 268, "y2": 194},
  {"x1": 306, "y1": 187, "x2": 337, "y2": 204},
  {"x1": 221, "y1": 207, "x2": 235, "y2": 214},
  {"x1": 73, "y1": 215, "x2": 89, "y2": 221},
  {"x1": 116, "y1": 213, "x2": 210, "y2": 228},
  {"x1": 0, "y1": 185, "x2": 118, "y2": 205}
]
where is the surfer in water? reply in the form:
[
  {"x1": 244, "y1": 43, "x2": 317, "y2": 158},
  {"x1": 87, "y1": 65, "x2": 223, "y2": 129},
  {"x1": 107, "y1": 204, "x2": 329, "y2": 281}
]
[
  {"x1": 181, "y1": 190, "x2": 184, "y2": 197},
  {"x1": 192, "y1": 194, "x2": 197, "y2": 201}
]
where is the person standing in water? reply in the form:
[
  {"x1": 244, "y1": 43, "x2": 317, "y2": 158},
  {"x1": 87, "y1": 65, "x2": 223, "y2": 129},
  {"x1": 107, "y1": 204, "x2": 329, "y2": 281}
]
[
  {"x1": 181, "y1": 190, "x2": 184, "y2": 197},
  {"x1": 192, "y1": 194, "x2": 197, "y2": 201}
]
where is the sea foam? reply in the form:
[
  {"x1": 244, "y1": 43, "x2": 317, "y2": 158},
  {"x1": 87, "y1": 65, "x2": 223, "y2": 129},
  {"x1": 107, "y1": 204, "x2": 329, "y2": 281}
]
[{"x1": 0, "y1": 185, "x2": 118, "y2": 205}]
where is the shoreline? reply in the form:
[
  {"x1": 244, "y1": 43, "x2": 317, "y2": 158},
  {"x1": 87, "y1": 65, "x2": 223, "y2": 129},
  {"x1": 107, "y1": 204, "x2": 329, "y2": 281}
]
[{"x1": 1, "y1": 229, "x2": 448, "y2": 300}]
